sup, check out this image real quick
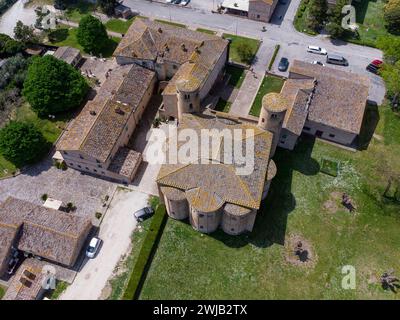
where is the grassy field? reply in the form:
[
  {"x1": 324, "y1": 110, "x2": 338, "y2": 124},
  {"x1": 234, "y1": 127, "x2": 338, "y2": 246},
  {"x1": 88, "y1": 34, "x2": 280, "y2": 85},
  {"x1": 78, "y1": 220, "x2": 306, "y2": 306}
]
[
  {"x1": 154, "y1": 19, "x2": 187, "y2": 29},
  {"x1": 196, "y1": 28, "x2": 217, "y2": 35},
  {"x1": 63, "y1": 0, "x2": 96, "y2": 23},
  {"x1": 105, "y1": 18, "x2": 135, "y2": 34},
  {"x1": 0, "y1": 285, "x2": 5, "y2": 299},
  {"x1": 225, "y1": 65, "x2": 246, "y2": 89},
  {"x1": 48, "y1": 27, "x2": 120, "y2": 58},
  {"x1": 214, "y1": 99, "x2": 232, "y2": 113},
  {"x1": 349, "y1": 0, "x2": 399, "y2": 47},
  {"x1": 222, "y1": 34, "x2": 261, "y2": 65},
  {"x1": 139, "y1": 106, "x2": 400, "y2": 299},
  {"x1": 249, "y1": 76, "x2": 285, "y2": 116}
]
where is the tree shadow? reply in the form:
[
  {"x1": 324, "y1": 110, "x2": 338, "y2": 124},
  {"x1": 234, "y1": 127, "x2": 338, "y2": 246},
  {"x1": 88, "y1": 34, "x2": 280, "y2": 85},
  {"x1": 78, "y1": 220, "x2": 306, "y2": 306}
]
[
  {"x1": 47, "y1": 28, "x2": 69, "y2": 43},
  {"x1": 352, "y1": 0, "x2": 377, "y2": 25}
]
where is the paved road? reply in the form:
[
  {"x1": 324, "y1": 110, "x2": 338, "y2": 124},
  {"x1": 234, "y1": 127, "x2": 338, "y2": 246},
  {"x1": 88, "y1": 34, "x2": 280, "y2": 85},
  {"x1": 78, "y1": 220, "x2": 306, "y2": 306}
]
[
  {"x1": 127, "y1": 0, "x2": 386, "y2": 104},
  {"x1": 60, "y1": 188, "x2": 149, "y2": 300}
]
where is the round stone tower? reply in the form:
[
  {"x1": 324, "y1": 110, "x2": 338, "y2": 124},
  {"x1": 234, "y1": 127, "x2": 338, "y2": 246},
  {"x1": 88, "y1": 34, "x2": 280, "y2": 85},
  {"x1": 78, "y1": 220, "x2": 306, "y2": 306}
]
[
  {"x1": 258, "y1": 92, "x2": 288, "y2": 158},
  {"x1": 176, "y1": 79, "x2": 201, "y2": 122}
]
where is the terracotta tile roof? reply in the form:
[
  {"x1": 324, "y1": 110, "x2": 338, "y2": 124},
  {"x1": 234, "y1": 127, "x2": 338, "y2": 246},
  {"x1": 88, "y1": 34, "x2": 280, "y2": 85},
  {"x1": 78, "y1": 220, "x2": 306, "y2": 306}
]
[
  {"x1": 157, "y1": 113, "x2": 273, "y2": 211},
  {"x1": 0, "y1": 197, "x2": 91, "y2": 270},
  {"x1": 114, "y1": 19, "x2": 228, "y2": 96},
  {"x1": 289, "y1": 60, "x2": 370, "y2": 134},
  {"x1": 107, "y1": 147, "x2": 142, "y2": 178},
  {"x1": 53, "y1": 46, "x2": 80, "y2": 65},
  {"x1": 2, "y1": 259, "x2": 48, "y2": 300},
  {"x1": 58, "y1": 63, "x2": 155, "y2": 162}
]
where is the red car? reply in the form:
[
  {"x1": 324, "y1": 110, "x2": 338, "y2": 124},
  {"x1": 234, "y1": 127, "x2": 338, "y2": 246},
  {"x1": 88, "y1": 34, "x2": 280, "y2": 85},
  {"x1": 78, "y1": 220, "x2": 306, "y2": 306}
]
[{"x1": 371, "y1": 59, "x2": 383, "y2": 66}]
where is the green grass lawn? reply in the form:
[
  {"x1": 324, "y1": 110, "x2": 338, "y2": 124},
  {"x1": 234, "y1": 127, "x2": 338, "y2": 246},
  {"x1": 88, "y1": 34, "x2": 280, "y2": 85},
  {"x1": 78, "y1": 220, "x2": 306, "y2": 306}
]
[
  {"x1": 249, "y1": 76, "x2": 285, "y2": 116},
  {"x1": 0, "y1": 155, "x2": 17, "y2": 179},
  {"x1": 214, "y1": 99, "x2": 232, "y2": 113},
  {"x1": 0, "y1": 285, "x2": 5, "y2": 299},
  {"x1": 222, "y1": 34, "x2": 261, "y2": 65},
  {"x1": 225, "y1": 65, "x2": 246, "y2": 89},
  {"x1": 48, "y1": 27, "x2": 120, "y2": 58},
  {"x1": 63, "y1": 0, "x2": 96, "y2": 23},
  {"x1": 154, "y1": 19, "x2": 187, "y2": 29},
  {"x1": 105, "y1": 18, "x2": 135, "y2": 34},
  {"x1": 196, "y1": 28, "x2": 217, "y2": 35},
  {"x1": 139, "y1": 106, "x2": 400, "y2": 299},
  {"x1": 349, "y1": 0, "x2": 399, "y2": 47},
  {"x1": 45, "y1": 281, "x2": 69, "y2": 300}
]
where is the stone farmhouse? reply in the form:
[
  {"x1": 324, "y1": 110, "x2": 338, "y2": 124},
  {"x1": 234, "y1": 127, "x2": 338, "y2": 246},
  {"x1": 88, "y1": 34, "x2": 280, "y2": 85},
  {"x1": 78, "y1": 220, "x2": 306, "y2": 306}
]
[
  {"x1": 273, "y1": 60, "x2": 370, "y2": 150},
  {"x1": 55, "y1": 21, "x2": 369, "y2": 235},
  {"x1": 221, "y1": 0, "x2": 279, "y2": 22},
  {"x1": 53, "y1": 46, "x2": 82, "y2": 67},
  {"x1": 0, "y1": 197, "x2": 91, "y2": 277}
]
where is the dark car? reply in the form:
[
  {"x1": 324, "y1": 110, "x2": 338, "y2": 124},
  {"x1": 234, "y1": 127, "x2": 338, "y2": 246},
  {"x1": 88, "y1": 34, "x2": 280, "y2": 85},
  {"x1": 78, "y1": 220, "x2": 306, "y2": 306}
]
[
  {"x1": 278, "y1": 57, "x2": 289, "y2": 71},
  {"x1": 366, "y1": 63, "x2": 379, "y2": 74},
  {"x1": 134, "y1": 207, "x2": 155, "y2": 222}
]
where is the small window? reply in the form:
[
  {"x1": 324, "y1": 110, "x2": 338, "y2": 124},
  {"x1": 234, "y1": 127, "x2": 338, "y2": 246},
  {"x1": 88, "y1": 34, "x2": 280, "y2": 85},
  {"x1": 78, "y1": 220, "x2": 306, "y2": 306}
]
[
  {"x1": 271, "y1": 114, "x2": 277, "y2": 119},
  {"x1": 63, "y1": 151, "x2": 68, "y2": 155},
  {"x1": 257, "y1": 14, "x2": 260, "y2": 19},
  {"x1": 199, "y1": 213, "x2": 204, "y2": 218},
  {"x1": 189, "y1": 103, "x2": 193, "y2": 109},
  {"x1": 261, "y1": 118, "x2": 265, "y2": 123},
  {"x1": 304, "y1": 126, "x2": 311, "y2": 131},
  {"x1": 329, "y1": 134, "x2": 335, "y2": 138},
  {"x1": 200, "y1": 225, "x2": 204, "y2": 229},
  {"x1": 173, "y1": 65, "x2": 177, "y2": 70},
  {"x1": 280, "y1": 140, "x2": 285, "y2": 144},
  {"x1": 231, "y1": 228, "x2": 235, "y2": 232}
]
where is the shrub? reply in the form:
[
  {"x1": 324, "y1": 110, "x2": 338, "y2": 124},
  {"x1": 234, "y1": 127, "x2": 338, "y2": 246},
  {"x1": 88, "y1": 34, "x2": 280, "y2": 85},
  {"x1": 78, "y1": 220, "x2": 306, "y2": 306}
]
[
  {"x1": 0, "y1": 121, "x2": 49, "y2": 167},
  {"x1": 23, "y1": 55, "x2": 89, "y2": 116},
  {"x1": 41, "y1": 193, "x2": 48, "y2": 201},
  {"x1": 268, "y1": 44, "x2": 280, "y2": 71},
  {"x1": 148, "y1": 196, "x2": 160, "y2": 210},
  {"x1": 0, "y1": 33, "x2": 25, "y2": 58},
  {"x1": 236, "y1": 41, "x2": 254, "y2": 64},
  {"x1": 122, "y1": 204, "x2": 166, "y2": 300},
  {"x1": 95, "y1": 212, "x2": 103, "y2": 219}
]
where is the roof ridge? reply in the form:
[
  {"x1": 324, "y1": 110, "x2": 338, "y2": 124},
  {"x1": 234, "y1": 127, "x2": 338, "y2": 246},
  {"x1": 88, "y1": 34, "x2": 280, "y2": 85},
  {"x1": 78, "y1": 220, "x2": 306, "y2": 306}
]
[{"x1": 22, "y1": 220, "x2": 79, "y2": 240}]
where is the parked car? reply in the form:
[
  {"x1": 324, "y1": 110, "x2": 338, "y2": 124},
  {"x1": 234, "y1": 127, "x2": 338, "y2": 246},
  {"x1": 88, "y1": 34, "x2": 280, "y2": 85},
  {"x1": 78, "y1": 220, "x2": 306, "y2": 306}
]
[
  {"x1": 166, "y1": 0, "x2": 174, "y2": 3},
  {"x1": 371, "y1": 59, "x2": 383, "y2": 66},
  {"x1": 366, "y1": 63, "x2": 380, "y2": 74},
  {"x1": 181, "y1": 0, "x2": 190, "y2": 5},
  {"x1": 312, "y1": 60, "x2": 325, "y2": 66},
  {"x1": 278, "y1": 57, "x2": 289, "y2": 71},
  {"x1": 307, "y1": 45, "x2": 327, "y2": 55},
  {"x1": 173, "y1": 0, "x2": 182, "y2": 4},
  {"x1": 134, "y1": 207, "x2": 155, "y2": 222},
  {"x1": 326, "y1": 54, "x2": 349, "y2": 66},
  {"x1": 86, "y1": 237, "x2": 102, "y2": 259}
]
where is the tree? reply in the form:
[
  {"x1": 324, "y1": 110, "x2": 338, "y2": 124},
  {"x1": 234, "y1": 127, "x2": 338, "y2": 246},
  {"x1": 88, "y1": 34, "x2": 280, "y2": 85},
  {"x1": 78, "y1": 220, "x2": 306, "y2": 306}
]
[
  {"x1": 380, "y1": 63, "x2": 400, "y2": 99},
  {"x1": 0, "y1": 121, "x2": 48, "y2": 167},
  {"x1": 13, "y1": 21, "x2": 38, "y2": 44},
  {"x1": 22, "y1": 55, "x2": 89, "y2": 116},
  {"x1": 0, "y1": 54, "x2": 31, "y2": 90},
  {"x1": 0, "y1": 33, "x2": 25, "y2": 58},
  {"x1": 384, "y1": 0, "x2": 400, "y2": 35},
  {"x1": 326, "y1": 0, "x2": 347, "y2": 38},
  {"x1": 98, "y1": 0, "x2": 118, "y2": 16},
  {"x1": 236, "y1": 41, "x2": 254, "y2": 64},
  {"x1": 76, "y1": 15, "x2": 109, "y2": 55},
  {"x1": 307, "y1": 0, "x2": 327, "y2": 31}
]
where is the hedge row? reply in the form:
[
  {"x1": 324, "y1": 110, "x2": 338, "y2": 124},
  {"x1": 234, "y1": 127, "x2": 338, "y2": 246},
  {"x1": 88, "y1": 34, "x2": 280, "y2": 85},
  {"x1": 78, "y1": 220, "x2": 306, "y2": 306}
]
[
  {"x1": 122, "y1": 204, "x2": 167, "y2": 300},
  {"x1": 268, "y1": 44, "x2": 280, "y2": 71}
]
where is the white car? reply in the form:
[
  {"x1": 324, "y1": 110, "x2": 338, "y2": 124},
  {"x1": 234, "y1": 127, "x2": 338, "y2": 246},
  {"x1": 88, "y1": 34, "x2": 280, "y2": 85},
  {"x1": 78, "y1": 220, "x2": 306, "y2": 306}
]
[
  {"x1": 181, "y1": 0, "x2": 190, "y2": 5},
  {"x1": 312, "y1": 60, "x2": 325, "y2": 66},
  {"x1": 86, "y1": 237, "x2": 102, "y2": 259},
  {"x1": 307, "y1": 45, "x2": 327, "y2": 55},
  {"x1": 166, "y1": 0, "x2": 174, "y2": 3}
]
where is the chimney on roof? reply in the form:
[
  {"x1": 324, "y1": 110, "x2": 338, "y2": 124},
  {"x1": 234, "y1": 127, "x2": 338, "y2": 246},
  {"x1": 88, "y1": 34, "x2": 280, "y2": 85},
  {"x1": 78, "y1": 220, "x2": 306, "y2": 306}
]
[
  {"x1": 158, "y1": 27, "x2": 163, "y2": 33},
  {"x1": 90, "y1": 110, "x2": 97, "y2": 116}
]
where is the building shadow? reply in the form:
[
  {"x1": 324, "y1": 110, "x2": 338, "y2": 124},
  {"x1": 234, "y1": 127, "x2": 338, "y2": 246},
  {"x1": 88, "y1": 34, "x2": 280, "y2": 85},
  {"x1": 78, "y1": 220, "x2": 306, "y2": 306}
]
[
  {"x1": 355, "y1": 102, "x2": 380, "y2": 150},
  {"x1": 210, "y1": 135, "x2": 320, "y2": 248},
  {"x1": 352, "y1": 0, "x2": 377, "y2": 25},
  {"x1": 270, "y1": 0, "x2": 292, "y2": 26}
]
